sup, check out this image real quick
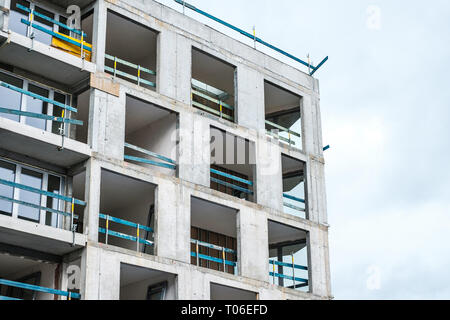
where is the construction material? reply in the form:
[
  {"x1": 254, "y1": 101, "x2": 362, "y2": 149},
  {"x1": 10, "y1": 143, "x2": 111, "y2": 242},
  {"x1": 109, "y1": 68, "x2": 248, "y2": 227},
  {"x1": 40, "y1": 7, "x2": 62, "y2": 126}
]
[
  {"x1": 124, "y1": 143, "x2": 176, "y2": 170},
  {"x1": 105, "y1": 54, "x2": 156, "y2": 88},
  {"x1": 0, "y1": 278, "x2": 81, "y2": 299},
  {"x1": 191, "y1": 78, "x2": 234, "y2": 121},
  {"x1": 210, "y1": 168, "x2": 253, "y2": 195},
  {"x1": 191, "y1": 239, "x2": 237, "y2": 267},
  {"x1": 174, "y1": 0, "x2": 328, "y2": 76}
]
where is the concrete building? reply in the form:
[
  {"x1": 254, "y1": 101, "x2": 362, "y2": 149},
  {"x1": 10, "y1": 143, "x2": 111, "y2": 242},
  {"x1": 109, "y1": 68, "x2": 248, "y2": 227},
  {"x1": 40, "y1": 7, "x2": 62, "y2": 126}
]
[{"x1": 0, "y1": 0, "x2": 331, "y2": 300}]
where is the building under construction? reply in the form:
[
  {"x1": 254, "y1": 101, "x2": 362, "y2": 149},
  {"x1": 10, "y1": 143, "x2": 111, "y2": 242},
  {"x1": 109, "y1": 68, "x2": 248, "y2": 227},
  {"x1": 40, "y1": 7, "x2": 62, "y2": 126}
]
[{"x1": 0, "y1": 0, "x2": 331, "y2": 300}]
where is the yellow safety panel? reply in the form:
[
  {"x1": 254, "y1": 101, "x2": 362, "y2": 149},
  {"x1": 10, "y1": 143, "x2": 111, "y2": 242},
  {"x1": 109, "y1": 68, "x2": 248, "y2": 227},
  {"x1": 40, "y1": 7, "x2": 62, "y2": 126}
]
[{"x1": 51, "y1": 32, "x2": 92, "y2": 62}]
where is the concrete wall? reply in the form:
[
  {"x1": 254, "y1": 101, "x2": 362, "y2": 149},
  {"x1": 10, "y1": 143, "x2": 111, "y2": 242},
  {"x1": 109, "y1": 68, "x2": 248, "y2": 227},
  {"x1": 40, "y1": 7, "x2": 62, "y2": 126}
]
[{"x1": 120, "y1": 272, "x2": 176, "y2": 300}]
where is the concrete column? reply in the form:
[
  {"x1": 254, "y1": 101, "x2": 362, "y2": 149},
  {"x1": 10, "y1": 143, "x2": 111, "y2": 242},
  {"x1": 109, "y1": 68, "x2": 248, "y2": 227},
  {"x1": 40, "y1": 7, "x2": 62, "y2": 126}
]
[
  {"x1": 236, "y1": 65, "x2": 265, "y2": 131},
  {"x1": 154, "y1": 180, "x2": 190, "y2": 263},
  {"x1": 0, "y1": 0, "x2": 10, "y2": 32},
  {"x1": 255, "y1": 138, "x2": 283, "y2": 211},
  {"x1": 88, "y1": 88, "x2": 125, "y2": 160},
  {"x1": 83, "y1": 158, "x2": 101, "y2": 242},
  {"x1": 157, "y1": 29, "x2": 191, "y2": 104},
  {"x1": 308, "y1": 226, "x2": 332, "y2": 298},
  {"x1": 178, "y1": 112, "x2": 210, "y2": 187},
  {"x1": 91, "y1": 0, "x2": 107, "y2": 71},
  {"x1": 238, "y1": 208, "x2": 269, "y2": 282},
  {"x1": 306, "y1": 157, "x2": 328, "y2": 224}
]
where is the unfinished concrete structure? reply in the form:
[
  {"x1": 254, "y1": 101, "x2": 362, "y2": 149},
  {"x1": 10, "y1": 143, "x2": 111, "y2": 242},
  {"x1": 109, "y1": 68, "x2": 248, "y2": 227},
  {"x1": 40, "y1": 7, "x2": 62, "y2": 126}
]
[{"x1": 0, "y1": 0, "x2": 331, "y2": 300}]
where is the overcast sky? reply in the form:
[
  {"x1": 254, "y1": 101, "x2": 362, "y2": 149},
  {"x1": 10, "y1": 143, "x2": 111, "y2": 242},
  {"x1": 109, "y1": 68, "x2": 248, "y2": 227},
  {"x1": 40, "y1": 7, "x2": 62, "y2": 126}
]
[{"x1": 156, "y1": 0, "x2": 450, "y2": 299}]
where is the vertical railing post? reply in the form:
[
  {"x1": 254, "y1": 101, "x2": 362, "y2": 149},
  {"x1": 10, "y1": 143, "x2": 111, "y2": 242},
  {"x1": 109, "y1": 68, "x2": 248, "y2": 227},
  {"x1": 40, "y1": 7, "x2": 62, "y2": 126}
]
[
  {"x1": 219, "y1": 101, "x2": 223, "y2": 119},
  {"x1": 105, "y1": 215, "x2": 109, "y2": 245},
  {"x1": 137, "y1": 65, "x2": 141, "y2": 86},
  {"x1": 272, "y1": 260, "x2": 276, "y2": 285},
  {"x1": 222, "y1": 247, "x2": 226, "y2": 272},
  {"x1": 291, "y1": 253, "x2": 296, "y2": 289},
  {"x1": 113, "y1": 56, "x2": 117, "y2": 79},
  {"x1": 196, "y1": 240, "x2": 199, "y2": 266},
  {"x1": 136, "y1": 224, "x2": 140, "y2": 252},
  {"x1": 70, "y1": 197, "x2": 75, "y2": 246}
]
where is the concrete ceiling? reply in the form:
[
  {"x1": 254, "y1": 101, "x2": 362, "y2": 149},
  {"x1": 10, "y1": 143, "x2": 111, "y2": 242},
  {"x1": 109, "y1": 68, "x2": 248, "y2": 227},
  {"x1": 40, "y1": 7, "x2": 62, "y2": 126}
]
[
  {"x1": 192, "y1": 48, "x2": 235, "y2": 97},
  {"x1": 100, "y1": 169, "x2": 155, "y2": 212},
  {"x1": 120, "y1": 263, "x2": 173, "y2": 287},
  {"x1": 0, "y1": 253, "x2": 44, "y2": 277},
  {"x1": 191, "y1": 197, "x2": 238, "y2": 238},
  {"x1": 47, "y1": 0, "x2": 95, "y2": 11},
  {"x1": 268, "y1": 220, "x2": 307, "y2": 245},
  {"x1": 282, "y1": 154, "x2": 304, "y2": 191},
  {"x1": 125, "y1": 96, "x2": 172, "y2": 136},
  {"x1": 210, "y1": 283, "x2": 257, "y2": 300},
  {"x1": 264, "y1": 81, "x2": 301, "y2": 115},
  {"x1": 106, "y1": 10, "x2": 157, "y2": 70}
]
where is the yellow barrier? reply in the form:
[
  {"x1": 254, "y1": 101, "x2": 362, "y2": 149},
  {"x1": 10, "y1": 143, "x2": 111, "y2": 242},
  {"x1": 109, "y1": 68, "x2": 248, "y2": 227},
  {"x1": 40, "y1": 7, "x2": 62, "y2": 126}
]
[{"x1": 51, "y1": 32, "x2": 92, "y2": 62}]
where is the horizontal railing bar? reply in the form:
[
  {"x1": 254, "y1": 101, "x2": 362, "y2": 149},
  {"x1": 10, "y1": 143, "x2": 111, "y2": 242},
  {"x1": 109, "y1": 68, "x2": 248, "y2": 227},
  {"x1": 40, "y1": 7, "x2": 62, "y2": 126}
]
[
  {"x1": 16, "y1": 3, "x2": 86, "y2": 37},
  {"x1": 191, "y1": 89, "x2": 234, "y2": 111},
  {"x1": 190, "y1": 239, "x2": 236, "y2": 254},
  {"x1": 20, "y1": 19, "x2": 92, "y2": 52},
  {"x1": 105, "y1": 54, "x2": 156, "y2": 75},
  {"x1": 283, "y1": 202, "x2": 305, "y2": 212},
  {"x1": 0, "y1": 279, "x2": 81, "y2": 299},
  {"x1": 210, "y1": 178, "x2": 253, "y2": 195},
  {"x1": 124, "y1": 143, "x2": 176, "y2": 165},
  {"x1": 0, "y1": 107, "x2": 83, "y2": 125},
  {"x1": 269, "y1": 260, "x2": 308, "y2": 270},
  {"x1": 0, "y1": 178, "x2": 86, "y2": 206},
  {"x1": 191, "y1": 252, "x2": 236, "y2": 267},
  {"x1": 283, "y1": 194, "x2": 305, "y2": 203},
  {"x1": 191, "y1": 101, "x2": 234, "y2": 121},
  {"x1": 104, "y1": 66, "x2": 156, "y2": 87},
  {"x1": 124, "y1": 155, "x2": 176, "y2": 170},
  {"x1": 0, "y1": 81, "x2": 77, "y2": 113},
  {"x1": 266, "y1": 130, "x2": 296, "y2": 146},
  {"x1": 269, "y1": 272, "x2": 308, "y2": 284},
  {"x1": 0, "y1": 295, "x2": 22, "y2": 300},
  {"x1": 98, "y1": 228, "x2": 154, "y2": 246},
  {"x1": 210, "y1": 169, "x2": 253, "y2": 186},
  {"x1": 191, "y1": 79, "x2": 231, "y2": 99},
  {"x1": 265, "y1": 120, "x2": 301, "y2": 137},
  {"x1": 0, "y1": 195, "x2": 78, "y2": 218},
  {"x1": 99, "y1": 213, "x2": 153, "y2": 233}
]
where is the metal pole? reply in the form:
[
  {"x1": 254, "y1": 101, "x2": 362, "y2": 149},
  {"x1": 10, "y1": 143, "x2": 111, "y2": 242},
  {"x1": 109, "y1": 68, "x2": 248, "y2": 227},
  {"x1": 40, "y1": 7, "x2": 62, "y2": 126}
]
[
  {"x1": 222, "y1": 247, "x2": 226, "y2": 272},
  {"x1": 113, "y1": 56, "x2": 117, "y2": 79},
  {"x1": 252, "y1": 26, "x2": 256, "y2": 49},
  {"x1": 137, "y1": 224, "x2": 140, "y2": 252},
  {"x1": 137, "y1": 65, "x2": 141, "y2": 86},
  {"x1": 272, "y1": 260, "x2": 275, "y2": 285},
  {"x1": 70, "y1": 198, "x2": 75, "y2": 247},
  {"x1": 292, "y1": 253, "x2": 296, "y2": 289},
  {"x1": 105, "y1": 215, "x2": 109, "y2": 245},
  {"x1": 196, "y1": 240, "x2": 199, "y2": 266}
]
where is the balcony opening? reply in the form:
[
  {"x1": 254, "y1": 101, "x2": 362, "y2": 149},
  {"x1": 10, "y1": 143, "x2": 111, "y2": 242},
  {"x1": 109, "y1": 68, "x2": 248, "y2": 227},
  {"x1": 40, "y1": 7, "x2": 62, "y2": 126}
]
[
  {"x1": 191, "y1": 197, "x2": 238, "y2": 275},
  {"x1": 0, "y1": 156, "x2": 86, "y2": 232},
  {"x1": 264, "y1": 81, "x2": 302, "y2": 149},
  {"x1": 124, "y1": 95, "x2": 178, "y2": 176},
  {"x1": 120, "y1": 263, "x2": 177, "y2": 300},
  {"x1": 9, "y1": 0, "x2": 92, "y2": 61},
  {"x1": 192, "y1": 48, "x2": 236, "y2": 122},
  {"x1": 99, "y1": 169, "x2": 156, "y2": 255},
  {"x1": 281, "y1": 154, "x2": 307, "y2": 219},
  {"x1": 0, "y1": 69, "x2": 90, "y2": 144},
  {"x1": 0, "y1": 251, "x2": 80, "y2": 300},
  {"x1": 210, "y1": 283, "x2": 257, "y2": 300},
  {"x1": 268, "y1": 220, "x2": 309, "y2": 292},
  {"x1": 210, "y1": 127, "x2": 256, "y2": 202},
  {"x1": 105, "y1": 10, "x2": 157, "y2": 90}
]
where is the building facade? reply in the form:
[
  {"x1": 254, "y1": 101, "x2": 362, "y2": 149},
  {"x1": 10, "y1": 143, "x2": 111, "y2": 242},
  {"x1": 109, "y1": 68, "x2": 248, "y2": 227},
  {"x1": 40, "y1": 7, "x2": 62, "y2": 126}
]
[{"x1": 0, "y1": 0, "x2": 331, "y2": 300}]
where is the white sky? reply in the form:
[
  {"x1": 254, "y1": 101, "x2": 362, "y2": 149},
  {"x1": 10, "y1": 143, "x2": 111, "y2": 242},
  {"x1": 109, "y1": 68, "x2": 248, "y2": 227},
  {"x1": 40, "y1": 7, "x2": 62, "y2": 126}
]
[{"x1": 156, "y1": 0, "x2": 450, "y2": 299}]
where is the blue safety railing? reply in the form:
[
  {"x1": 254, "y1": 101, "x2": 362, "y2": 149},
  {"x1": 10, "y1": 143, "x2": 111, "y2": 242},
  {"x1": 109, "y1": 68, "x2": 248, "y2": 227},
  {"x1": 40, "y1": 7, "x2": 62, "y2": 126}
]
[
  {"x1": 191, "y1": 239, "x2": 237, "y2": 270},
  {"x1": 269, "y1": 259, "x2": 308, "y2": 289},
  {"x1": 210, "y1": 168, "x2": 253, "y2": 195},
  {"x1": 265, "y1": 120, "x2": 301, "y2": 147},
  {"x1": 191, "y1": 79, "x2": 234, "y2": 121},
  {"x1": 0, "y1": 279, "x2": 80, "y2": 300},
  {"x1": 16, "y1": 3, "x2": 91, "y2": 54},
  {"x1": 174, "y1": 0, "x2": 328, "y2": 76},
  {"x1": 283, "y1": 193, "x2": 306, "y2": 214},
  {"x1": 99, "y1": 213, "x2": 154, "y2": 251},
  {"x1": 0, "y1": 177, "x2": 85, "y2": 223},
  {"x1": 124, "y1": 143, "x2": 176, "y2": 170},
  {"x1": 0, "y1": 81, "x2": 83, "y2": 127},
  {"x1": 105, "y1": 54, "x2": 156, "y2": 88}
]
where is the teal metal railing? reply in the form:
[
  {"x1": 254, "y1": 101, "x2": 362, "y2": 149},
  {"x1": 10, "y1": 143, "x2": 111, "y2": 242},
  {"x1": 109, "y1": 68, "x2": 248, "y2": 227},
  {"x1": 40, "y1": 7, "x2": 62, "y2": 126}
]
[
  {"x1": 105, "y1": 54, "x2": 156, "y2": 88},
  {"x1": 269, "y1": 258, "x2": 308, "y2": 289},
  {"x1": 191, "y1": 79, "x2": 234, "y2": 121},
  {"x1": 283, "y1": 193, "x2": 305, "y2": 214},
  {"x1": 210, "y1": 168, "x2": 253, "y2": 195},
  {"x1": 265, "y1": 120, "x2": 301, "y2": 147},
  {"x1": 191, "y1": 239, "x2": 237, "y2": 271},
  {"x1": 99, "y1": 213, "x2": 154, "y2": 251},
  {"x1": 0, "y1": 278, "x2": 81, "y2": 300},
  {"x1": 124, "y1": 143, "x2": 176, "y2": 170},
  {"x1": 0, "y1": 81, "x2": 83, "y2": 127}
]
